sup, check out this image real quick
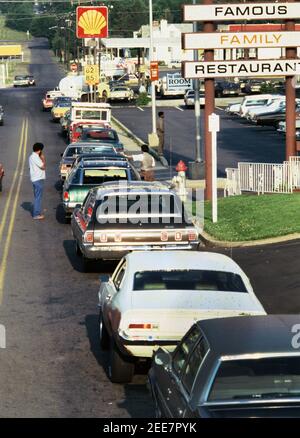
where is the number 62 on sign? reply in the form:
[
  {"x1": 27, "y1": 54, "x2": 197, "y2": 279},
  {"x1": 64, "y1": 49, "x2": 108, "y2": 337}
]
[{"x1": 84, "y1": 64, "x2": 99, "y2": 85}]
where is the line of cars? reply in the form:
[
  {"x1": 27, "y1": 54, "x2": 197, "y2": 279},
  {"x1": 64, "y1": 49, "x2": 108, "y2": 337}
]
[
  {"x1": 226, "y1": 93, "x2": 300, "y2": 139},
  {"x1": 44, "y1": 92, "x2": 300, "y2": 418}
]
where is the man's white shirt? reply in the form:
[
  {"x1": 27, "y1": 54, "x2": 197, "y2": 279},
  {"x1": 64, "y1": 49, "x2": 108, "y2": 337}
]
[{"x1": 29, "y1": 152, "x2": 46, "y2": 182}]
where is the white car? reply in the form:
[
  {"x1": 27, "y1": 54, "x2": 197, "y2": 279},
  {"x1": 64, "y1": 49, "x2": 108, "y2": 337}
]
[
  {"x1": 184, "y1": 90, "x2": 205, "y2": 108},
  {"x1": 277, "y1": 119, "x2": 300, "y2": 135},
  {"x1": 13, "y1": 75, "x2": 29, "y2": 87},
  {"x1": 109, "y1": 86, "x2": 134, "y2": 102},
  {"x1": 246, "y1": 97, "x2": 286, "y2": 121},
  {"x1": 98, "y1": 250, "x2": 266, "y2": 383}
]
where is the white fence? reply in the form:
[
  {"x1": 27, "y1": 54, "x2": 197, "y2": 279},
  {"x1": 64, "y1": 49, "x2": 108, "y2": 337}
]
[{"x1": 225, "y1": 157, "x2": 300, "y2": 196}]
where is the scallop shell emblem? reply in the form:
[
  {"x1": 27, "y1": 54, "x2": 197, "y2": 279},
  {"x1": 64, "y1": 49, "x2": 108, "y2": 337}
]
[{"x1": 78, "y1": 9, "x2": 107, "y2": 35}]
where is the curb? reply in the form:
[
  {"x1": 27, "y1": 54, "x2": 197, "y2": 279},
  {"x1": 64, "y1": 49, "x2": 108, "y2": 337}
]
[
  {"x1": 111, "y1": 115, "x2": 168, "y2": 168},
  {"x1": 200, "y1": 229, "x2": 300, "y2": 248}
]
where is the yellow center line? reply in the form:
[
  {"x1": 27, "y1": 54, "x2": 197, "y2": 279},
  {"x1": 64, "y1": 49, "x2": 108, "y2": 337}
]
[
  {"x1": 0, "y1": 119, "x2": 25, "y2": 244},
  {"x1": 0, "y1": 118, "x2": 28, "y2": 304}
]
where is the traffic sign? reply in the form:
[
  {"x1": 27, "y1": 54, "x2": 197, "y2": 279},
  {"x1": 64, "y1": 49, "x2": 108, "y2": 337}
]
[
  {"x1": 150, "y1": 61, "x2": 159, "y2": 82},
  {"x1": 84, "y1": 64, "x2": 100, "y2": 85},
  {"x1": 183, "y1": 31, "x2": 300, "y2": 50},
  {"x1": 76, "y1": 6, "x2": 108, "y2": 39},
  {"x1": 183, "y1": 59, "x2": 300, "y2": 79},
  {"x1": 183, "y1": 3, "x2": 300, "y2": 22}
]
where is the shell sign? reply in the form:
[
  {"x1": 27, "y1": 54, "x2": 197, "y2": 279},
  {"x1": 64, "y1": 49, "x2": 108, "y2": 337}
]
[{"x1": 76, "y1": 6, "x2": 108, "y2": 39}]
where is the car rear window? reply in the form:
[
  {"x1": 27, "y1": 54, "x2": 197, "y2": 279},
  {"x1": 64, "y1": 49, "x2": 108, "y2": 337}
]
[
  {"x1": 65, "y1": 146, "x2": 114, "y2": 157},
  {"x1": 208, "y1": 357, "x2": 300, "y2": 402},
  {"x1": 83, "y1": 130, "x2": 117, "y2": 141},
  {"x1": 96, "y1": 193, "x2": 184, "y2": 223},
  {"x1": 133, "y1": 270, "x2": 248, "y2": 292},
  {"x1": 75, "y1": 110, "x2": 108, "y2": 121},
  {"x1": 83, "y1": 168, "x2": 128, "y2": 184}
]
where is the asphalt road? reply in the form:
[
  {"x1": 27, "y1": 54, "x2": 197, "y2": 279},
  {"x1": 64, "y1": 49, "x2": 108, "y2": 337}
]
[
  {"x1": 0, "y1": 39, "x2": 152, "y2": 418},
  {"x1": 113, "y1": 106, "x2": 286, "y2": 177},
  {"x1": 0, "y1": 39, "x2": 300, "y2": 418}
]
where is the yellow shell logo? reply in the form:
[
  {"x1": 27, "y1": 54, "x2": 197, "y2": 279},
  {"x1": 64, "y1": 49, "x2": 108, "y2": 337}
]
[{"x1": 79, "y1": 9, "x2": 107, "y2": 35}]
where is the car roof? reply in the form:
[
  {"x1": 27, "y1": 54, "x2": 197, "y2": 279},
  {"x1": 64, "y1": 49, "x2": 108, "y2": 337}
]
[
  {"x1": 124, "y1": 251, "x2": 246, "y2": 277},
  {"x1": 67, "y1": 142, "x2": 113, "y2": 148},
  {"x1": 94, "y1": 181, "x2": 172, "y2": 199},
  {"x1": 197, "y1": 315, "x2": 300, "y2": 357}
]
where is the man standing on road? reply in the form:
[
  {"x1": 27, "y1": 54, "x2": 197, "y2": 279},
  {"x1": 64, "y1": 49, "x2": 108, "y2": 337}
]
[
  {"x1": 29, "y1": 143, "x2": 46, "y2": 220},
  {"x1": 157, "y1": 111, "x2": 165, "y2": 156}
]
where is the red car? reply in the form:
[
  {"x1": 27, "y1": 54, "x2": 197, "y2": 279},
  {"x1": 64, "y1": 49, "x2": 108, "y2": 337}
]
[
  {"x1": 0, "y1": 162, "x2": 4, "y2": 192},
  {"x1": 69, "y1": 121, "x2": 111, "y2": 143}
]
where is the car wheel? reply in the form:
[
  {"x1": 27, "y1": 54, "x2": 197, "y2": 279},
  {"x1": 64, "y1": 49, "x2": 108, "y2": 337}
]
[
  {"x1": 99, "y1": 312, "x2": 110, "y2": 350},
  {"x1": 108, "y1": 338, "x2": 135, "y2": 384}
]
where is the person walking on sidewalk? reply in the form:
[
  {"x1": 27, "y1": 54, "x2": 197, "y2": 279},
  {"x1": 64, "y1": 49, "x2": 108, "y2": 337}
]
[
  {"x1": 29, "y1": 142, "x2": 46, "y2": 220},
  {"x1": 123, "y1": 144, "x2": 156, "y2": 181},
  {"x1": 157, "y1": 111, "x2": 165, "y2": 156}
]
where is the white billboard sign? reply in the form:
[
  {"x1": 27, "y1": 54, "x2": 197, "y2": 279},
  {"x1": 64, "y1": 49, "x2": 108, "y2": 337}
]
[
  {"x1": 183, "y1": 59, "x2": 300, "y2": 79},
  {"x1": 183, "y1": 3, "x2": 300, "y2": 22},
  {"x1": 183, "y1": 31, "x2": 300, "y2": 50},
  {"x1": 166, "y1": 74, "x2": 192, "y2": 91}
]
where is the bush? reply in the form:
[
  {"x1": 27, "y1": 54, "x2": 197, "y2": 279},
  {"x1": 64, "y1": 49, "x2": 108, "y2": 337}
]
[
  {"x1": 136, "y1": 92, "x2": 151, "y2": 106},
  {"x1": 260, "y1": 83, "x2": 277, "y2": 94}
]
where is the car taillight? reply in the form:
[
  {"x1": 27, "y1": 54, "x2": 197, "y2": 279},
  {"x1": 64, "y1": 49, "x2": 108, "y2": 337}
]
[
  {"x1": 188, "y1": 230, "x2": 198, "y2": 241},
  {"x1": 175, "y1": 232, "x2": 182, "y2": 241},
  {"x1": 63, "y1": 191, "x2": 69, "y2": 201},
  {"x1": 83, "y1": 231, "x2": 94, "y2": 244},
  {"x1": 87, "y1": 207, "x2": 93, "y2": 218},
  {"x1": 100, "y1": 233, "x2": 107, "y2": 243},
  {"x1": 161, "y1": 231, "x2": 168, "y2": 242},
  {"x1": 128, "y1": 323, "x2": 158, "y2": 330}
]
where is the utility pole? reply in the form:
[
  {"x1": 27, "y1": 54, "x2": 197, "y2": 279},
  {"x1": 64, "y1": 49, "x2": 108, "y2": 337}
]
[
  {"x1": 203, "y1": 0, "x2": 215, "y2": 201},
  {"x1": 285, "y1": 0, "x2": 297, "y2": 159},
  {"x1": 148, "y1": 0, "x2": 159, "y2": 147},
  {"x1": 189, "y1": 0, "x2": 204, "y2": 180}
]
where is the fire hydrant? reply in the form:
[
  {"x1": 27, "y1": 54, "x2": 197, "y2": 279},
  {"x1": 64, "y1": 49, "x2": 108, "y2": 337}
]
[{"x1": 172, "y1": 160, "x2": 188, "y2": 201}]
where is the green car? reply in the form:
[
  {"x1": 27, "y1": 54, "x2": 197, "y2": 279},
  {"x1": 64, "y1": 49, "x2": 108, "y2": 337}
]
[{"x1": 62, "y1": 156, "x2": 140, "y2": 219}]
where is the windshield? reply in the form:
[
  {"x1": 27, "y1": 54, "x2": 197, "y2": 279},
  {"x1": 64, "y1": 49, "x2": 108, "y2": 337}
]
[
  {"x1": 133, "y1": 270, "x2": 247, "y2": 292},
  {"x1": 208, "y1": 356, "x2": 300, "y2": 402}
]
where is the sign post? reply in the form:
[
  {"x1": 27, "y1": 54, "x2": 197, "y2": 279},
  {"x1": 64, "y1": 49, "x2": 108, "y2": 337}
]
[{"x1": 208, "y1": 113, "x2": 220, "y2": 224}]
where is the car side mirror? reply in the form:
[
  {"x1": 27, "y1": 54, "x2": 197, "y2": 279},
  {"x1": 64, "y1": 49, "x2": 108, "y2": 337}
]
[
  {"x1": 99, "y1": 274, "x2": 110, "y2": 283},
  {"x1": 154, "y1": 349, "x2": 172, "y2": 369}
]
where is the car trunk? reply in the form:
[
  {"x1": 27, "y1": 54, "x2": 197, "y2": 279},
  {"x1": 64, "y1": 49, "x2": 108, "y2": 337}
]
[{"x1": 119, "y1": 291, "x2": 265, "y2": 341}]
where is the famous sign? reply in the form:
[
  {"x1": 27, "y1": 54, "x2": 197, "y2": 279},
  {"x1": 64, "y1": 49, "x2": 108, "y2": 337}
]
[
  {"x1": 183, "y1": 3, "x2": 300, "y2": 22},
  {"x1": 76, "y1": 6, "x2": 108, "y2": 39},
  {"x1": 183, "y1": 59, "x2": 300, "y2": 79},
  {"x1": 183, "y1": 31, "x2": 300, "y2": 50}
]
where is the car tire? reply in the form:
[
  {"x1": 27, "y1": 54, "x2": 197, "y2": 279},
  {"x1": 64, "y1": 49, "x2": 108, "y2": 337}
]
[
  {"x1": 108, "y1": 339, "x2": 135, "y2": 384},
  {"x1": 99, "y1": 312, "x2": 110, "y2": 350}
]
